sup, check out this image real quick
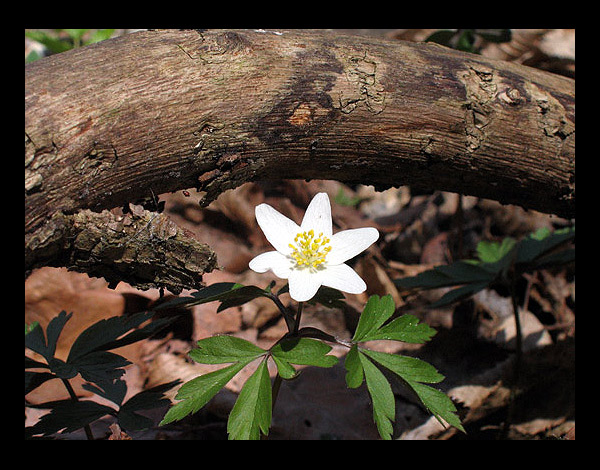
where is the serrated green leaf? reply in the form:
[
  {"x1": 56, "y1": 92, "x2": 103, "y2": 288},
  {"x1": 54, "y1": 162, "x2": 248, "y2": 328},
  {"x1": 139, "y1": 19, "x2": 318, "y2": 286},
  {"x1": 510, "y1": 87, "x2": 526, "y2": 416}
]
[
  {"x1": 359, "y1": 351, "x2": 395, "y2": 440},
  {"x1": 344, "y1": 345, "x2": 363, "y2": 388},
  {"x1": 160, "y1": 362, "x2": 247, "y2": 426},
  {"x1": 189, "y1": 335, "x2": 266, "y2": 364},
  {"x1": 353, "y1": 295, "x2": 396, "y2": 342},
  {"x1": 227, "y1": 359, "x2": 272, "y2": 440},
  {"x1": 408, "y1": 382, "x2": 465, "y2": 432},
  {"x1": 271, "y1": 355, "x2": 297, "y2": 379},
  {"x1": 270, "y1": 337, "x2": 338, "y2": 368},
  {"x1": 360, "y1": 349, "x2": 444, "y2": 384},
  {"x1": 358, "y1": 314, "x2": 437, "y2": 343},
  {"x1": 358, "y1": 348, "x2": 463, "y2": 433}
]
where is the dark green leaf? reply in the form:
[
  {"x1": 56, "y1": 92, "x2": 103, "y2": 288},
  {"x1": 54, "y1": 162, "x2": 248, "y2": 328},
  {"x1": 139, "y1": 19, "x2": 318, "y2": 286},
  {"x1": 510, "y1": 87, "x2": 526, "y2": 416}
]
[
  {"x1": 69, "y1": 351, "x2": 130, "y2": 385},
  {"x1": 25, "y1": 400, "x2": 115, "y2": 437},
  {"x1": 25, "y1": 355, "x2": 49, "y2": 369},
  {"x1": 424, "y1": 30, "x2": 457, "y2": 47},
  {"x1": 216, "y1": 285, "x2": 272, "y2": 312},
  {"x1": 116, "y1": 409, "x2": 153, "y2": 432},
  {"x1": 395, "y1": 261, "x2": 494, "y2": 290},
  {"x1": 160, "y1": 362, "x2": 247, "y2": 426},
  {"x1": 516, "y1": 226, "x2": 575, "y2": 266},
  {"x1": 154, "y1": 282, "x2": 243, "y2": 309},
  {"x1": 352, "y1": 295, "x2": 396, "y2": 342},
  {"x1": 359, "y1": 351, "x2": 395, "y2": 440},
  {"x1": 46, "y1": 312, "x2": 72, "y2": 360},
  {"x1": 121, "y1": 380, "x2": 181, "y2": 413},
  {"x1": 189, "y1": 335, "x2": 266, "y2": 364},
  {"x1": 308, "y1": 286, "x2": 346, "y2": 309},
  {"x1": 529, "y1": 247, "x2": 575, "y2": 271},
  {"x1": 47, "y1": 357, "x2": 77, "y2": 380},
  {"x1": 270, "y1": 337, "x2": 338, "y2": 368},
  {"x1": 435, "y1": 261, "x2": 496, "y2": 284},
  {"x1": 82, "y1": 379, "x2": 127, "y2": 408},
  {"x1": 154, "y1": 282, "x2": 269, "y2": 313},
  {"x1": 429, "y1": 281, "x2": 490, "y2": 308},
  {"x1": 119, "y1": 380, "x2": 179, "y2": 430},
  {"x1": 100, "y1": 316, "x2": 174, "y2": 351},
  {"x1": 227, "y1": 359, "x2": 272, "y2": 440},
  {"x1": 25, "y1": 311, "x2": 71, "y2": 363},
  {"x1": 67, "y1": 311, "x2": 154, "y2": 362},
  {"x1": 25, "y1": 371, "x2": 56, "y2": 395},
  {"x1": 344, "y1": 345, "x2": 363, "y2": 389}
]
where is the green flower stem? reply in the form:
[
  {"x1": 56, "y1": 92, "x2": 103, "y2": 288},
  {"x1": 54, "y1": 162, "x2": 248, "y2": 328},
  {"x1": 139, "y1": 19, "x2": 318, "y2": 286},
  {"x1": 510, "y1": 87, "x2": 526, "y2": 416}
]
[{"x1": 61, "y1": 378, "x2": 94, "y2": 440}]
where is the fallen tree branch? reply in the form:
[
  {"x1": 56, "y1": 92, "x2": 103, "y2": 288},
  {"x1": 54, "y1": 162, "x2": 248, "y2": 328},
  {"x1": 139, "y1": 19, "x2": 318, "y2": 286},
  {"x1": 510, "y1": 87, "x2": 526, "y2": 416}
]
[{"x1": 25, "y1": 29, "x2": 575, "y2": 291}]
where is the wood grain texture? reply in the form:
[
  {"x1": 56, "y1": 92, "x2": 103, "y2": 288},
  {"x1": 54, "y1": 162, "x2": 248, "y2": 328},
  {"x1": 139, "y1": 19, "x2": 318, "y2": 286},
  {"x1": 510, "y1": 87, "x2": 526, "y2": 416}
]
[{"x1": 25, "y1": 29, "x2": 575, "y2": 290}]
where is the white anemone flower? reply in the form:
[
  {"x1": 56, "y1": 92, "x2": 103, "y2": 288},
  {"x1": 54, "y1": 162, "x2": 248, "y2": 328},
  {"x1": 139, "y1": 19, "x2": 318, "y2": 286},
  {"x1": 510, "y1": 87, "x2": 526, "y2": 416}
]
[{"x1": 249, "y1": 192, "x2": 379, "y2": 302}]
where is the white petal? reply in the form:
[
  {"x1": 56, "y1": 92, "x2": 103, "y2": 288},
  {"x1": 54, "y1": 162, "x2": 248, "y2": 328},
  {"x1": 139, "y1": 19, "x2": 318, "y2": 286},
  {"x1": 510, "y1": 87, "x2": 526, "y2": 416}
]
[
  {"x1": 248, "y1": 251, "x2": 293, "y2": 279},
  {"x1": 327, "y1": 227, "x2": 379, "y2": 265},
  {"x1": 288, "y1": 267, "x2": 324, "y2": 302},
  {"x1": 300, "y1": 192, "x2": 332, "y2": 238},
  {"x1": 321, "y1": 263, "x2": 367, "y2": 294},
  {"x1": 255, "y1": 203, "x2": 300, "y2": 254}
]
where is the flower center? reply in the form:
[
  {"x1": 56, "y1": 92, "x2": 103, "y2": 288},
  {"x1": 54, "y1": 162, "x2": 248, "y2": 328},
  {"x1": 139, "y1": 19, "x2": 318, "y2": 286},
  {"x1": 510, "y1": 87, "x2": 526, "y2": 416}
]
[{"x1": 288, "y1": 229, "x2": 332, "y2": 269}]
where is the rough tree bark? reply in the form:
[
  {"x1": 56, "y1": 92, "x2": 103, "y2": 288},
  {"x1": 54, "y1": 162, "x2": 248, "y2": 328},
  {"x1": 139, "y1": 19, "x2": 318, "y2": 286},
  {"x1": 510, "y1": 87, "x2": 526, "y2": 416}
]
[{"x1": 25, "y1": 29, "x2": 575, "y2": 292}]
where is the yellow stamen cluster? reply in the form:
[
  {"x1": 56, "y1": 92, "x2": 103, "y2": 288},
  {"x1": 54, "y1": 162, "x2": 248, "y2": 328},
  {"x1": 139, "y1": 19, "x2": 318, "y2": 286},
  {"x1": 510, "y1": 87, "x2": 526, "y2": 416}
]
[{"x1": 288, "y1": 229, "x2": 332, "y2": 269}]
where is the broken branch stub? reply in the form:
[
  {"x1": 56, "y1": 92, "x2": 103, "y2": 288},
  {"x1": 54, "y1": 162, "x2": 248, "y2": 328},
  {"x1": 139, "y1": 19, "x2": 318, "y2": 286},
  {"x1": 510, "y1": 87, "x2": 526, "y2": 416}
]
[
  {"x1": 25, "y1": 206, "x2": 217, "y2": 294},
  {"x1": 25, "y1": 29, "x2": 575, "y2": 290}
]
